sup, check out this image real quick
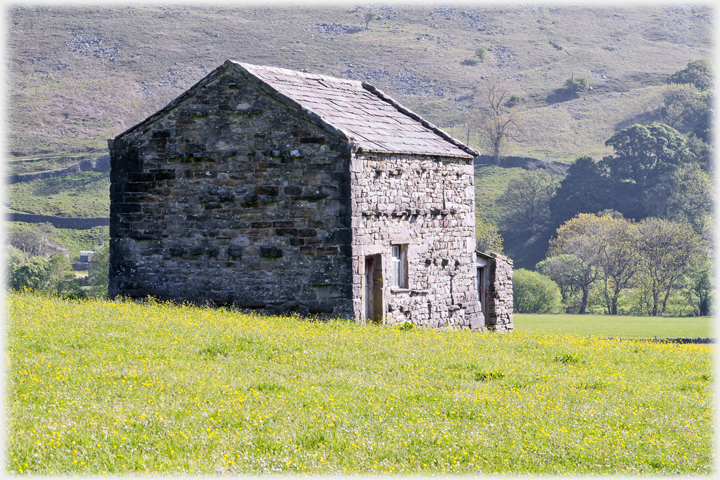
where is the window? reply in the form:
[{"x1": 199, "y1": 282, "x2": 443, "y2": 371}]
[{"x1": 391, "y1": 245, "x2": 408, "y2": 288}]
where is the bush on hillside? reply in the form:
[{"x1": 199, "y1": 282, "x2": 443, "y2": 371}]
[
  {"x1": 666, "y1": 59, "x2": 713, "y2": 92},
  {"x1": 564, "y1": 76, "x2": 589, "y2": 95},
  {"x1": 513, "y1": 268, "x2": 563, "y2": 313},
  {"x1": 475, "y1": 46, "x2": 488, "y2": 61}
]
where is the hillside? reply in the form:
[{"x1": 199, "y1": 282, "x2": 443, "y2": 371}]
[
  {"x1": 8, "y1": 4, "x2": 712, "y2": 167},
  {"x1": 5, "y1": 4, "x2": 713, "y2": 253}
]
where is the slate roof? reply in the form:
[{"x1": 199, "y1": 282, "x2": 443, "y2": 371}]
[
  {"x1": 236, "y1": 62, "x2": 475, "y2": 159},
  {"x1": 117, "y1": 61, "x2": 477, "y2": 159}
]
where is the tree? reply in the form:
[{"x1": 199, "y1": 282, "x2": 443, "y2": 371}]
[
  {"x1": 549, "y1": 156, "x2": 613, "y2": 231},
  {"x1": 666, "y1": 59, "x2": 713, "y2": 92},
  {"x1": 498, "y1": 169, "x2": 558, "y2": 269},
  {"x1": 9, "y1": 223, "x2": 60, "y2": 257},
  {"x1": 88, "y1": 241, "x2": 110, "y2": 297},
  {"x1": 364, "y1": 12, "x2": 379, "y2": 30},
  {"x1": 548, "y1": 214, "x2": 614, "y2": 314},
  {"x1": 657, "y1": 83, "x2": 710, "y2": 132},
  {"x1": 475, "y1": 217, "x2": 503, "y2": 253},
  {"x1": 536, "y1": 254, "x2": 586, "y2": 313},
  {"x1": 472, "y1": 77, "x2": 524, "y2": 164},
  {"x1": 564, "y1": 75, "x2": 589, "y2": 96},
  {"x1": 46, "y1": 254, "x2": 75, "y2": 295},
  {"x1": 10, "y1": 256, "x2": 50, "y2": 291},
  {"x1": 512, "y1": 269, "x2": 562, "y2": 313},
  {"x1": 644, "y1": 163, "x2": 713, "y2": 234},
  {"x1": 684, "y1": 253, "x2": 713, "y2": 316},
  {"x1": 602, "y1": 123, "x2": 691, "y2": 190},
  {"x1": 500, "y1": 170, "x2": 558, "y2": 237},
  {"x1": 474, "y1": 46, "x2": 488, "y2": 61},
  {"x1": 635, "y1": 218, "x2": 700, "y2": 316}
]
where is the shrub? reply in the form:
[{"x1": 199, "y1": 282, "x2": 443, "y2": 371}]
[
  {"x1": 564, "y1": 76, "x2": 589, "y2": 95},
  {"x1": 475, "y1": 46, "x2": 488, "y2": 61},
  {"x1": 507, "y1": 94, "x2": 524, "y2": 106},
  {"x1": 666, "y1": 59, "x2": 713, "y2": 91},
  {"x1": 513, "y1": 269, "x2": 563, "y2": 313}
]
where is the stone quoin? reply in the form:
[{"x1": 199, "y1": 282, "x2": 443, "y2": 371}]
[{"x1": 108, "y1": 60, "x2": 513, "y2": 330}]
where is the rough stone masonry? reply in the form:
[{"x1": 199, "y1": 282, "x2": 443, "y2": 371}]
[{"x1": 108, "y1": 61, "x2": 513, "y2": 330}]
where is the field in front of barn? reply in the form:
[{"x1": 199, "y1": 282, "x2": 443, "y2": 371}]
[{"x1": 6, "y1": 291, "x2": 714, "y2": 475}]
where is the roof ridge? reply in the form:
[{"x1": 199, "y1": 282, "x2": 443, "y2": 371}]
[
  {"x1": 234, "y1": 61, "x2": 364, "y2": 88},
  {"x1": 361, "y1": 82, "x2": 479, "y2": 157}
]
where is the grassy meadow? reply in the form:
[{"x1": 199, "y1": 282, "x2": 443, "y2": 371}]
[
  {"x1": 6, "y1": 291, "x2": 713, "y2": 475},
  {"x1": 515, "y1": 313, "x2": 714, "y2": 339}
]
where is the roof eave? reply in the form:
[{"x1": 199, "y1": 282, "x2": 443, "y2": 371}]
[{"x1": 361, "y1": 82, "x2": 479, "y2": 158}]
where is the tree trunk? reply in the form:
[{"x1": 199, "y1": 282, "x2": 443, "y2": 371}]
[
  {"x1": 579, "y1": 284, "x2": 589, "y2": 314},
  {"x1": 651, "y1": 290, "x2": 659, "y2": 316},
  {"x1": 661, "y1": 288, "x2": 672, "y2": 315}
]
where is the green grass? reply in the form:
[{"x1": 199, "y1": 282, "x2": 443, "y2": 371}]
[
  {"x1": 7, "y1": 172, "x2": 109, "y2": 217},
  {"x1": 473, "y1": 165, "x2": 525, "y2": 225},
  {"x1": 515, "y1": 313, "x2": 715, "y2": 339},
  {"x1": 6, "y1": 291, "x2": 713, "y2": 475}
]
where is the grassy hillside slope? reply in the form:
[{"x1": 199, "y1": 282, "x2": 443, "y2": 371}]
[{"x1": 8, "y1": 4, "x2": 712, "y2": 168}]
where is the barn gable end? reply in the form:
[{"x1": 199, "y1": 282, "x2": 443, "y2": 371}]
[{"x1": 109, "y1": 65, "x2": 354, "y2": 315}]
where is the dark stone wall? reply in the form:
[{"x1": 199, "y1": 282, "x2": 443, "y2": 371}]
[
  {"x1": 6, "y1": 213, "x2": 109, "y2": 229},
  {"x1": 109, "y1": 69, "x2": 354, "y2": 316}
]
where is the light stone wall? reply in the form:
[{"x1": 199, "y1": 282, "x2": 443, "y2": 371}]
[
  {"x1": 350, "y1": 153, "x2": 482, "y2": 327},
  {"x1": 486, "y1": 252, "x2": 514, "y2": 331}
]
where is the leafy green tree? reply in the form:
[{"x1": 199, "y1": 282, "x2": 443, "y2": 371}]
[
  {"x1": 635, "y1": 218, "x2": 700, "y2": 316},
  {"x1": 644, "y1": 163, "x2": 713, "y2": 234},
  {"x1": 536, "y1": 254, "x2": 586, "y2": 313},
  {"x1": 549, "y1": 156, "x2": 612, "y2": 229},
  {"x1": 364, "y1": 11, "x2": 379, "y2": 29},
  {"x1": 547, "y1": 213, "x2": 640, "y2": 315},
  {"x1": 46, "y1": 254, "x2": 75, "y2": 295},
  {"x1": 10, "y1": 256, "x2": 50, "y2": 291},
  {"x1": 512, "y1": 269, "x2": 562, "y2": 313},
  {"x1": 666, "y1": 59, "x2": 713, "y2": 92},
  {"x1": 474, "y1": 46, "x2": 488, "y2": 61},
  {"x1": 658, "y1": 83, "x2": 710, "y2": 132},
  {"x1": 601, "y1": 123, "x2": 691, "y2": 190},
  {"x1": 498, "y1": 169, "x2": 558, "y2": 268},
  {"x1": 548, "y1": 214, "x2": 612, "y2": 314},
  {"x1": 475, "y1": 217, "x2": 503, "y2": 253},
  {"x1": 684, "y1": 253, "x2": 713, "y2": 316},
  {"x1": 88, "y1": 242, "x2": 110, "y2": 297}
]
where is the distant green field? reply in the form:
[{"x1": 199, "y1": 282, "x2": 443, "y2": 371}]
[
  {"x1": 7, "y1": 172, "x2": 110, "y2": 217},
  {"x1": 514, "y1": 313, "x2": 715, "y2": 339}
]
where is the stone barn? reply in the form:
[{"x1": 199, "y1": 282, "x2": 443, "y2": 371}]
[{"x1": 109, "y1": 60, "x2": 512, "y2": 329}]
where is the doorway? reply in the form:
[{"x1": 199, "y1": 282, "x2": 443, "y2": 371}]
[{"x1": 364, "y1": 255, "x2": 383, "y2": 323}]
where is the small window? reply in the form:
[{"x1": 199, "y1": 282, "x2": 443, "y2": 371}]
[{"x1": 391, "y1": 244, "x2": 408, "y2": 288}]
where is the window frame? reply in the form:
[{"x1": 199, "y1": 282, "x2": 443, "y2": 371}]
[{"x1": 391, "y1": 244, "x2": 408, "y2": 289}]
